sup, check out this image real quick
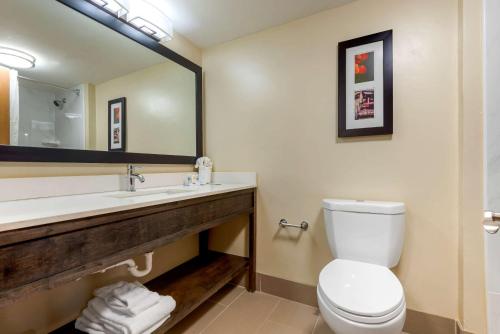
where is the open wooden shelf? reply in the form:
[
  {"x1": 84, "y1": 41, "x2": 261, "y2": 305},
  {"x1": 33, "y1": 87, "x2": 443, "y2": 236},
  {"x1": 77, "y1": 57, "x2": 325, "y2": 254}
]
[{"x1": 51, "y1": 252, "x2": 249, "y2": 333}]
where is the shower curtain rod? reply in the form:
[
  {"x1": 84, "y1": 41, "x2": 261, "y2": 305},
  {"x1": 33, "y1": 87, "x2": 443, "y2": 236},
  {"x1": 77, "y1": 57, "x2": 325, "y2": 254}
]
[{"x1": 17, "y1": 75, "x2": 81, "y2": 96}]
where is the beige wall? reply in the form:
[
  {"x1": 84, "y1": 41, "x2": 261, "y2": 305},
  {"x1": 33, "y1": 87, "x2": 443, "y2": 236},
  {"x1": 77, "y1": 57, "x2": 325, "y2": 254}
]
[
  {"x1": 204, "y1": 0, "x2": 462, "y2": 322},
  {"x1": 0, "y1": 35, "x2": 201, "y2": 334},
  {"x1": 459, "y1": 0, "x2": 487, "y2": 332},
  {"x1": 94, "y1": 61, "x2": 197, "y2": 156}
]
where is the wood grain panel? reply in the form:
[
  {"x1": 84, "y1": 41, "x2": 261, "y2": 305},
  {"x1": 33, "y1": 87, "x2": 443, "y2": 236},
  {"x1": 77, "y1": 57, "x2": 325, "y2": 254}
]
[
  {"x1": 0, "y1": 189, "x2": 255, "y2": 247},
  {"x1": 0, "y1": 67, "x2": 9, "y2": 145},
  {"x1": 0, "y1": 191, "x2": 254, "y2": 305}
]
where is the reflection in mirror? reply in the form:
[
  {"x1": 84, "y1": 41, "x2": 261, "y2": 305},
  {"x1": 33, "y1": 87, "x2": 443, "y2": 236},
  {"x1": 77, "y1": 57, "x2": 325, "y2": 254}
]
[{"x1": 0, "y1": 0, "x2": 197, "y2": 157}]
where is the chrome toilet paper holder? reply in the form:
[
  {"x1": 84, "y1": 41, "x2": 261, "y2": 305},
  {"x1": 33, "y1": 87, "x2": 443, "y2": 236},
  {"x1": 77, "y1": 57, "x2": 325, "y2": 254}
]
[{"x1": 279, "y1": 218, "x2": 309, "y2": 231}]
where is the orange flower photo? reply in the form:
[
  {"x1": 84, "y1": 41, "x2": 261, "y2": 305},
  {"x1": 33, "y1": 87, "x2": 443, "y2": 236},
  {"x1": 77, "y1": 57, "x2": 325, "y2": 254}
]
[
  {"x1": 354, "y1": 51, "x2": 374, "y2": 84},
  {"x1": 113, "y1": 107, "x2": 120, "y2": 124}
]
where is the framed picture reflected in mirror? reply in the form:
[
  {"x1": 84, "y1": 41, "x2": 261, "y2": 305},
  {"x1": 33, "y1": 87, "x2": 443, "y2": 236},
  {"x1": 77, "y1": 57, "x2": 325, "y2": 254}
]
[{"x1": 108, "y1": 97, "x2": 126, "y2": 152}]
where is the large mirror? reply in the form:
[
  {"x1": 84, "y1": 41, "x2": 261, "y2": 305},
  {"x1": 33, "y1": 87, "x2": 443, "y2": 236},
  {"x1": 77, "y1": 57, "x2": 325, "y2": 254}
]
[{"x1": 0, "y1": 0, "x2": 201, "y2": 163}]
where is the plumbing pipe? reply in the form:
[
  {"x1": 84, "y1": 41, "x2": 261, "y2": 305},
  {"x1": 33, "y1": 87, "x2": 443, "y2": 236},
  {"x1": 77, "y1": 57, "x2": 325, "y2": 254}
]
[
  {"x1": 95, "y1": 252, "x2": 154, "y2": 278},
  {"x1": 129, "y1": 252, "x2": 154, "y2": 277}
]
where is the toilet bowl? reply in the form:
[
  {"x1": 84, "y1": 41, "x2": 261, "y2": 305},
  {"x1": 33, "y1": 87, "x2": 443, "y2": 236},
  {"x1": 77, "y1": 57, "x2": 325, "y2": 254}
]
[
  {"x1": 317, "y1": 259, "x2": 405, "y2": 334},
  {"x1": 319, "y1": 199, "x2": 406, "y2": 334}
]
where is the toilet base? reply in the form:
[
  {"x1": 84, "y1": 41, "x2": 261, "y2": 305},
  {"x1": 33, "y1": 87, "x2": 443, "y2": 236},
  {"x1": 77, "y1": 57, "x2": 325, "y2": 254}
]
[{"x1": 318, "y1": 291, "x2": 406, "y2": 334}]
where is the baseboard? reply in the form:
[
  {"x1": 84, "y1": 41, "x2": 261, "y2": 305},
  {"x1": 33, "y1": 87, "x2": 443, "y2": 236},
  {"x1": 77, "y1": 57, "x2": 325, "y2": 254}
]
[
  {"x1": 248, "y1": 272, "x2": 470, "y2": 334},
  {"x1": 456, "y1": 321, "x2": 475, "y2": 334},
  {"x1": 404, "y1": 309, "x2": 456, "y2": 334},
  {"x1": 257, "y1": 273, "x2": 317, "y2": 306}
]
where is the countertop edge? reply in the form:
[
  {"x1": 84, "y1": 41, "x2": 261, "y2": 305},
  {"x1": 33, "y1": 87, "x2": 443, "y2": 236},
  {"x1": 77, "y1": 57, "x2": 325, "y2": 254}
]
[{"x1": 0, "y1": 184, "x2": 256, "y2": 233}]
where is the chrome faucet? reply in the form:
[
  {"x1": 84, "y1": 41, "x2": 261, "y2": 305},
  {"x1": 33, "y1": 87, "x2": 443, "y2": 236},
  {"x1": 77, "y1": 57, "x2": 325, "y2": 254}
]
[{"x1": 127, "y1": 164, "x2": 145, "y2": 192}]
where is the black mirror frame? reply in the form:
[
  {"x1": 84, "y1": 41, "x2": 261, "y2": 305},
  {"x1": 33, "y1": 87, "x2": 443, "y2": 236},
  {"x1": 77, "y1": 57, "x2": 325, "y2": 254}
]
[{"x1": 0, "y1": 0, "x2": 203, "y2": 164}]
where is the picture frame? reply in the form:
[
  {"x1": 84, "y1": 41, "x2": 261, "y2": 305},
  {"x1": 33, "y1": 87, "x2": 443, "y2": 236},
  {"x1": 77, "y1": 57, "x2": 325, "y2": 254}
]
[
  {"x1": 338, "y1": 30, "x2": 393, "y2": 137},
  {"x1": 108, "y1": 97, "x2": 126, "y2": 152}
]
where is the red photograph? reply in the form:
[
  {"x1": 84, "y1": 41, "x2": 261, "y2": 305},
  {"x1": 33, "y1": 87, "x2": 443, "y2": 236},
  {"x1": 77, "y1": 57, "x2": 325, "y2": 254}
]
[{"x1": 355, "y1": 52, "x2": 374, "y2": 84}]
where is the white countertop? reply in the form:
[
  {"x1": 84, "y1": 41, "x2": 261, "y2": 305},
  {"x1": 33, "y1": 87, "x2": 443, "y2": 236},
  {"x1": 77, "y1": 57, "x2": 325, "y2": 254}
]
[{"x1": 0, "y1": 183, "x2": 255, "y2": 232}]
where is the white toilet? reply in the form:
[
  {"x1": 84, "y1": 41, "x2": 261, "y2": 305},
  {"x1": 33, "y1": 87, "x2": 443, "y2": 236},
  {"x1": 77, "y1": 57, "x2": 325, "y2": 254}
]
[{"x1": 318, "y1": 199, "x2": 406, "y2": 334}]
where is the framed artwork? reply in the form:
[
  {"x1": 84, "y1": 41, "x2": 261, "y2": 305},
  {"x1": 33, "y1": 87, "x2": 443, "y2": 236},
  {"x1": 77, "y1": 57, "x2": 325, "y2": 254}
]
[
  {"x1": 338, "y1": 30, "x2": 393, "y2": 137},
  {"x1": 108, "y1": 97, "x2": 126, "y2": 151}
]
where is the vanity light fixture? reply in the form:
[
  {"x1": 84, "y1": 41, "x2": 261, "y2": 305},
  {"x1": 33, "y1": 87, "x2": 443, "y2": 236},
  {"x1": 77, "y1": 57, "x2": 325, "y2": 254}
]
[
  {"x1": 0, "y1": 47, "x2": 36, "y2": 69},
  {"x1": 89, "y1": 0, "x2": 128, "y2": 18},
  {"x1": 126, "y1": 0, "x2": 174, "y2": 43}
]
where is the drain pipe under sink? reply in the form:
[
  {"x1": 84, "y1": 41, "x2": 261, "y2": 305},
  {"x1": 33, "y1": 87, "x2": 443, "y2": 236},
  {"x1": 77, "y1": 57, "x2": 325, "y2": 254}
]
[{"x1": 95, "y1": 252, "x2": 154, "y2": 278}]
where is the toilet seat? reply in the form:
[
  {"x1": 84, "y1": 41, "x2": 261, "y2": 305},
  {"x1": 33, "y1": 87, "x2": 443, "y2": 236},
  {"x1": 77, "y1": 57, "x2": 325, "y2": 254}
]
[
  {"x1": 318, "y1": 287, "x2": 405, "y2": 324},
  {"x1": 318, "y1": 259, "x2": 405, "y2": 324}
]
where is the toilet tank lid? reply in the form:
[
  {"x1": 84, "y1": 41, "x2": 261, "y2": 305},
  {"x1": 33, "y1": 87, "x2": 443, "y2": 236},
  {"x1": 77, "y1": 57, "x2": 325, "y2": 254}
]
[{"x1": 322, "y1": 199, "x2": 405, "y2": 214}]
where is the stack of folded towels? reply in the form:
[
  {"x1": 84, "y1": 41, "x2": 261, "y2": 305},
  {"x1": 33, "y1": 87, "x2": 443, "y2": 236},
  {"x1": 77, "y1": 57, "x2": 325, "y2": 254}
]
[{"x1": 75, "y1": 281, "x2": 176, "y2": 334}]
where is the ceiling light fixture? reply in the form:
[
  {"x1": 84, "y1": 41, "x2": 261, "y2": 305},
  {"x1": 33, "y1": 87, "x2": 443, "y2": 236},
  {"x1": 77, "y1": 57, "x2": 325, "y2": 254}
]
[
  {"x1": 90, "y1": 0, "x2": 128, "y2": 18},
  {"x1": 0, "y1": 47, "x2": 36, "y2": 69},
  {"x1": 126, "y1": 0, "x2": 173, "y2": 43}
]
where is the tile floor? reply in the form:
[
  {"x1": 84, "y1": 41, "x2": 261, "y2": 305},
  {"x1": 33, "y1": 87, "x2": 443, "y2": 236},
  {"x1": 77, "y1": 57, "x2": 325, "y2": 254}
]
[{"x1": 169, "y1": 284, "x2": 409, "y2": 334}]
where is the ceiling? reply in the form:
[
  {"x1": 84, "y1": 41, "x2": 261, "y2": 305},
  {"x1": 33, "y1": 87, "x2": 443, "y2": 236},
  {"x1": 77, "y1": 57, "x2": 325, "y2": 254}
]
[{"x1": 148, "y1": 0, "x2": 356, "y2": 48}]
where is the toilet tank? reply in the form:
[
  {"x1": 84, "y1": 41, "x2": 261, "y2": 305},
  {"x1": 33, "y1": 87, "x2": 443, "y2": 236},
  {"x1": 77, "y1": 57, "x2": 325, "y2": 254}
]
[{"x1": 322, "y1": 199, "x2": 405, "y2": 268}]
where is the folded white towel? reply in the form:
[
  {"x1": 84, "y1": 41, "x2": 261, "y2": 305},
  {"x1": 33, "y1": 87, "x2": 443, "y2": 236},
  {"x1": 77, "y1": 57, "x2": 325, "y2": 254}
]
[
  {"x1": 86, "y1": 306, "x2": 126, "y2": 334},
  {"x1": 77, "y1": 310, "x2": 126, "y2": 334},
  {"x1": 88, "y1": 295, "x2": 176, "y2": 334},
  {"x1": 74, "y1": 325, "x2": 104, "y2": 334},
  {"x1": 107, "y1": 291, "x2": 161, "y2": 317},
  {"x1": 143, "y1": 315, "x2": 169, "y2": 334},
  {"x1": 93, "y1": 281, "x2": 128, "y2": 299},
  {"x1": 110, "y1": 282, "x2": 149, "y2": 306},
  {"x1": 76, "y1": 310, "x2": 168, "y2": 334},
  {"x1": 77, "y1": 313, "x2": 105, "y2": 332},
  {"x1": 75, "y1": 315, "x2": 105, "y2": 334},
  {"x1": 84, "y1": 308, "x2": 123, "y2": 334},
  {"x1": 94, "y1": 281, "x2": 161, "y2": 317}
]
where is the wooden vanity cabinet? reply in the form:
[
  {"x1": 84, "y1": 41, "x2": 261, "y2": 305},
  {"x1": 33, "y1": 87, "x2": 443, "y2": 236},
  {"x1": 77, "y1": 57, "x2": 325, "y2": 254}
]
[{"x1": 0, "y1": 188, "x2": 256, "y2": 333}]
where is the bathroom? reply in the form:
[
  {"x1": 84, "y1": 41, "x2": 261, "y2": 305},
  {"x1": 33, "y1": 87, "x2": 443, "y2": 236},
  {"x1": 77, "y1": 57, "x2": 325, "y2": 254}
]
[{"x1": 0, "y1": 0, "x2": 496, "y2": 333}]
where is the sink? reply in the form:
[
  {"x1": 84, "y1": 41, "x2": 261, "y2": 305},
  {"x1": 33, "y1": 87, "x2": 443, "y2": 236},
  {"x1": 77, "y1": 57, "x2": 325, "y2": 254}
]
[{"x1": 107, "y1": 188, "x2": 197, "y2": 199}]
